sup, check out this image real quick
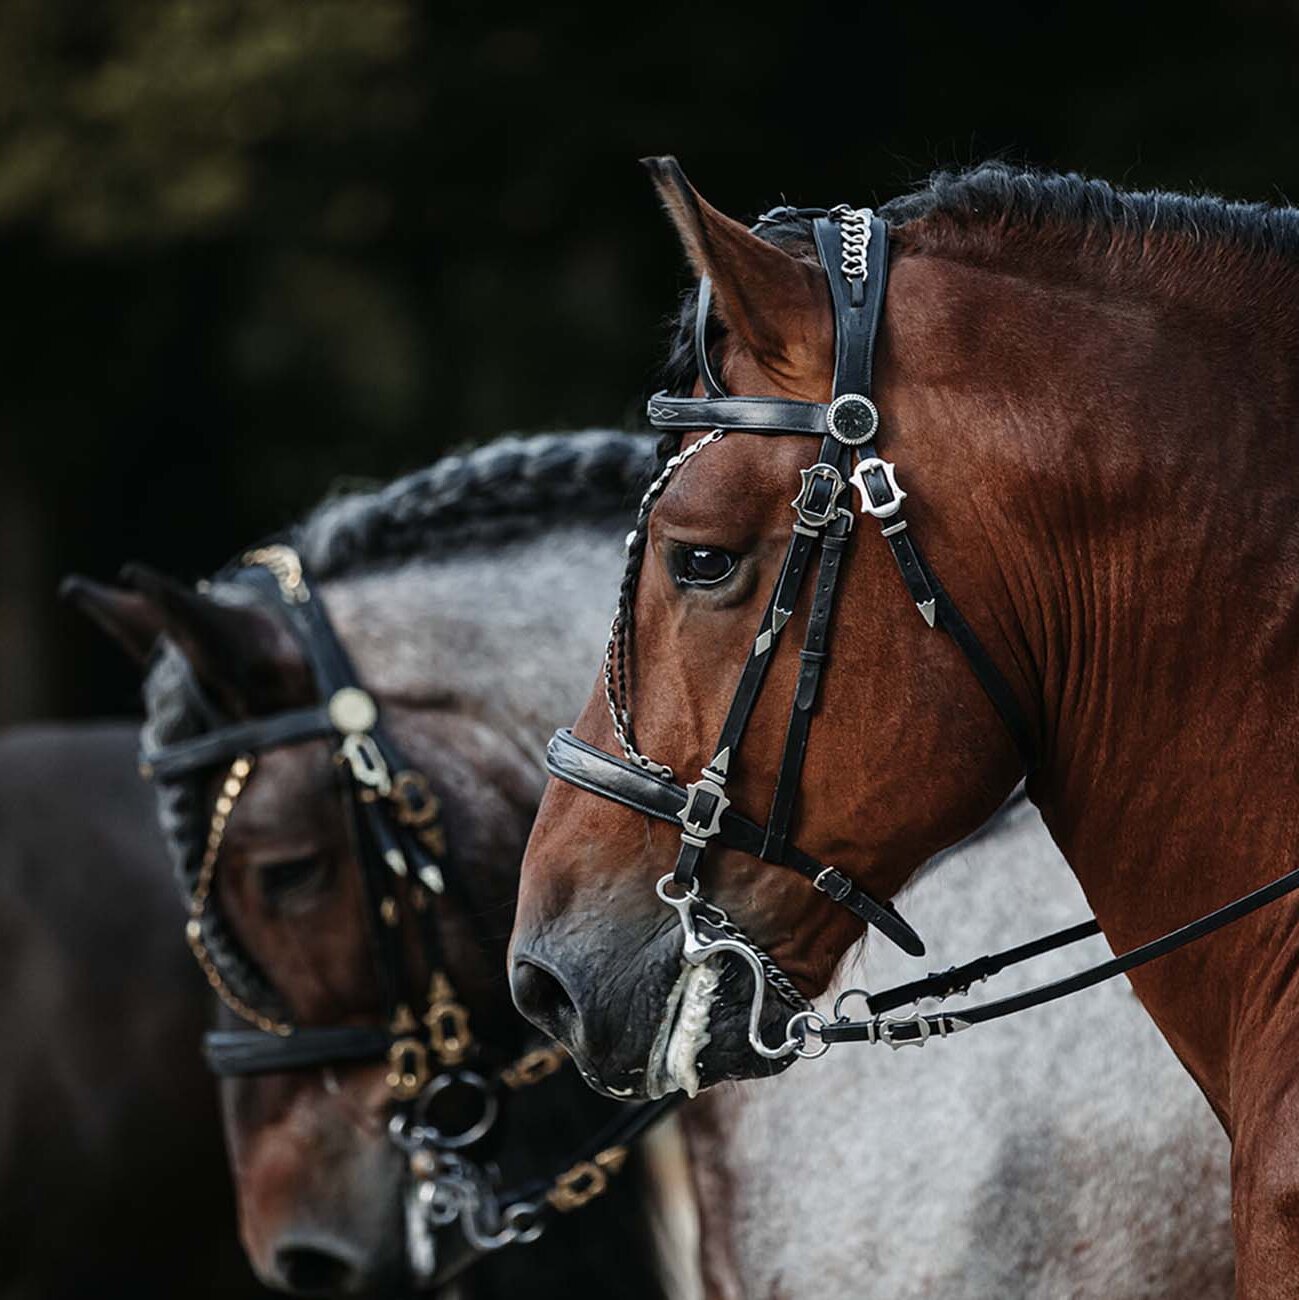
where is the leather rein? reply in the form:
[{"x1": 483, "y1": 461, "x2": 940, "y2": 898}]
[
  {"x1": 544, "y1": 202, "x2": 1299, "y2": 1060},
  {"x1": 141, "y1": 543, "x2": 672, "y2": 1261}
]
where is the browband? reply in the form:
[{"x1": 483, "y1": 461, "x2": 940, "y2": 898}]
[
  {"x1": 646, "y1": 392, "x2": 829, "y2": 435},
  {"x1": 546, "y1": 729, "x2": 924, "y2": 955},
  {"x1": 141, "y1": 705, "x2": 334, "y2": 781}
]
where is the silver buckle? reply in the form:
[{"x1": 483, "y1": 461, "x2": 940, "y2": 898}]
[
  {"x1": 790, "y1": 463, "x2": 848, "y2": 530},
  {"x1": 850, "y1": 457, "x2": 907, "y2": 519},
  {"x1": 678, "y1": 772, "x2": 729, "y2": 844},
  {"x1": 866, "y1": 1011, "x2": 969, "y2": 1050}
]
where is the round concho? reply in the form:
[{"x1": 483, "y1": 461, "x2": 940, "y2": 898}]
[
  {"x1": 826, "y1": 393, "x2": 880, "y2": 446},
  {"x1": 328, "y1": 686, "x2": 378, "y2": 735}
]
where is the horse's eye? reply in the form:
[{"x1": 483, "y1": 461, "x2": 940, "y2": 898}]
[
  {"x1": 674, "y1": 545, "x2": 737, "y2": 588},
  {"x1": 258, "y1": 854, "x2": 329, "y2": 904}
]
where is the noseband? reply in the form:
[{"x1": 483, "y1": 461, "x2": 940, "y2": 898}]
[
  {"x1": 546, "y1": 201, "x2": 1299, "y2": 1063},
  {"x1": 142, "y1": 544, "x2": 670, "y2": 1265}
]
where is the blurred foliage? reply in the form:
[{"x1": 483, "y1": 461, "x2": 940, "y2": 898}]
[{"x1": 2, "y1": 0, "x2": 1297, "y2": 718}]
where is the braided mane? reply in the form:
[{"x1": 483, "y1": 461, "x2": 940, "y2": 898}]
[{"x1": 297, "y1": 429, "x2": 656, "y2": 578}]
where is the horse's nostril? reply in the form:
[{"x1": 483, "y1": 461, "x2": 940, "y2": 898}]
[
  {"x1": 275, "y1": 1245, "x2": 356, "y2": 1296},
  {"x1": 511, "y1": 956, "x2": 578, "y2": 1040}
]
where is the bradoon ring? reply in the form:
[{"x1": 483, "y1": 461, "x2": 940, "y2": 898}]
[{"x1": 788, "y1": 1009, "x2": 831, "y2": 1059}]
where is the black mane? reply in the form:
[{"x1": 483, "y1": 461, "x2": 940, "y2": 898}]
[
  {"x1": 658, "y1": 162, "x2": 1299, "y2": 396},
  {"x1": 879, "y1": 161, "x2": 1299, "y2": 261}
]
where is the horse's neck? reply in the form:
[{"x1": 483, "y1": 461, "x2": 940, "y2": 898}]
[
  {"x1": 319, "y1": 522, "x2": 627, "y2": 760},
  {"x1": 898, "y1": 247, "x2": 1299, "y2": 1105}
]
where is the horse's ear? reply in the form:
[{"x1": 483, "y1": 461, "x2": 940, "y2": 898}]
[
  {"x1": 641, "y1": 156, "x2": 830, "y2": 386},
  {"x1": 61, "y1": 575, "x2": 166, "y2": 666},
  {"x1": 116, "y1": 563, "x2": 313, "y2": 718}
]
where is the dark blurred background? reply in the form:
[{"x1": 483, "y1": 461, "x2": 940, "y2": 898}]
[{"x1": 4, "y1": 0, "x2": 1297, "y2": 722}]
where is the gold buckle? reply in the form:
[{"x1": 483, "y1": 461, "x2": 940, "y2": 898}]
[
  {"x1": 424, "y1": 972, "x2": 473, "y2": 1066},
  {"x1": 385, "y1": 1037, "x2": 430, "y2": 1100},
  {"x1": 500, "y1": 1044, "x2": 568, "y2": 1091},
  {"x1": 391, "y1": 770, "x2": 441, "y2": 828},
  {"x1": 546, "y1": 1146, "x2": 629, "y2": 1212}
]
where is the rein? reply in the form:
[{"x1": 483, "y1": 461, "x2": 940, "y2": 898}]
[
  {"x1": 141, "y1": 543, "x2": 668, "y2": 1265},
  {"x1": 545, "y1": 199, "x2": 1299, "y2": 1067}
]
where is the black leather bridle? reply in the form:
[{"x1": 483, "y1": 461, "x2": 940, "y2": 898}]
[
  {"x1": 142, "y1": 543, "x2": 672, "y2": 1260},
  {"x1": 545, "y1": 200, "x2": 1299, "y2": 1060}
]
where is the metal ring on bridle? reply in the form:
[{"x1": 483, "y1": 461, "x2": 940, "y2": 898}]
[
  {"x1": 412, "y1": 1069, "x2": 500, "y2": 1150},
  {"x1": 502, "y1": 1201, "x2": 546, "y2": 1246},
  {"x1": 787, "y1": 1009, "x2": 831, "y2": 1059},
  {"x1": 833, "y1": 987, "x2": 878, "y2": 1021},
  {"x1": 826, "y1": 392, "x2": 880, "y2": 445},
  {"x1": 655, "y1": 873, "x2": 700, "y2": 904}
]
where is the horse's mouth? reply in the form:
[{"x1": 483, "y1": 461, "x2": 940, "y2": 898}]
[{"x1": 645, "y1": 957, "x2": 723, "y2": 1099}]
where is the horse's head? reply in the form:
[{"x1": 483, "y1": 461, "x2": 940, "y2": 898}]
[
  {"x1": 67, "y1": 433, "x2": 664, "y2": 1296},
  {"x1": 512, "y1": 164, "x2": 1032, "y2": 1098}
]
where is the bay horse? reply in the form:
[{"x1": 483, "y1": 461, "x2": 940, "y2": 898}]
[
  {"x1": 0, "y1": 721, "x2": 267, "y2": 1299},
  {"x1": 511, "y1": 163, "x2": 1299, "y2": 1292},
  {"x1": 69, "y1": 432, "x2": 673, "y2": 1299}
]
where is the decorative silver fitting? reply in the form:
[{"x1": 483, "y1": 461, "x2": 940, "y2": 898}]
[
  {"x1": 329, "y1": 686, "x2": 378, "y2": 735},
  {"x1": 826, "y1": 393, "x2": 880, "y2": 446},
  {"x1": 850, "y1": 457, "x2": 907, "y2": 519},
  {"x1": 678, "y1": 750, "x2": 731, "y2": 845},
  {"x1": 864, "y1": 1011, "x2": 970, "y2": 1050},
  {"x1": 340, "y1": 732, "x2": 392, "y2": 797},
  {"x1": 791, "y1": 463, "x2": 848, "y2": 530}
]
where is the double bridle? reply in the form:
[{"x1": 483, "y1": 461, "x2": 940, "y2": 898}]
[
  {"x1": 546, "y1": 200, "x2": 1299, "y2": 1063},
  {"x1": 142, "y1": 543, "x2": 670, "y2": 1269}
]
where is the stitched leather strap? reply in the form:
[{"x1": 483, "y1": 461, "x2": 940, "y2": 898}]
[
  {"x1": 547, "y1": 729, "x2": 924, "y2": 955},
  {"x1": 647, "y1": 391, "x2": 829, "y2": 435}
]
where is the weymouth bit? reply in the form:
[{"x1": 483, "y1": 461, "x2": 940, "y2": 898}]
[{"x1": 655, "y1": 875, "x2": 828, "y2": 1061}]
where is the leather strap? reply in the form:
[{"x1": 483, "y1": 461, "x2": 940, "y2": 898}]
[
  {"x1": 498, "y1": 1095, "x2": 679, "y2": 1214},
  {"x1": 142, "y1": 706, "x2": 334, "y2": 780},
  {"x1": 823, "y1": 861, "x2": 1299, "y2": 1044},
  {"x1": 694, "y1": 277, "x2": 727, "y2": 399},
  {"x1": 547, "y1": 729, "x2": 924, "y2": 955},
  {"x1": 864, "y1": 918, "x2": 1101, "y2": 1015},
  {"x1": 647, "y1": 391, "x2": 829, "y2": 436},
  {"x1": 761, "y1": 501, "x2": 850, "y2": 862},
  {"x1": 204, "y1": 1025, "x2": 395, "y2": 1075},
  {"x1": 671, "y1": 526, "x2": 820, "y2": 888}
]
